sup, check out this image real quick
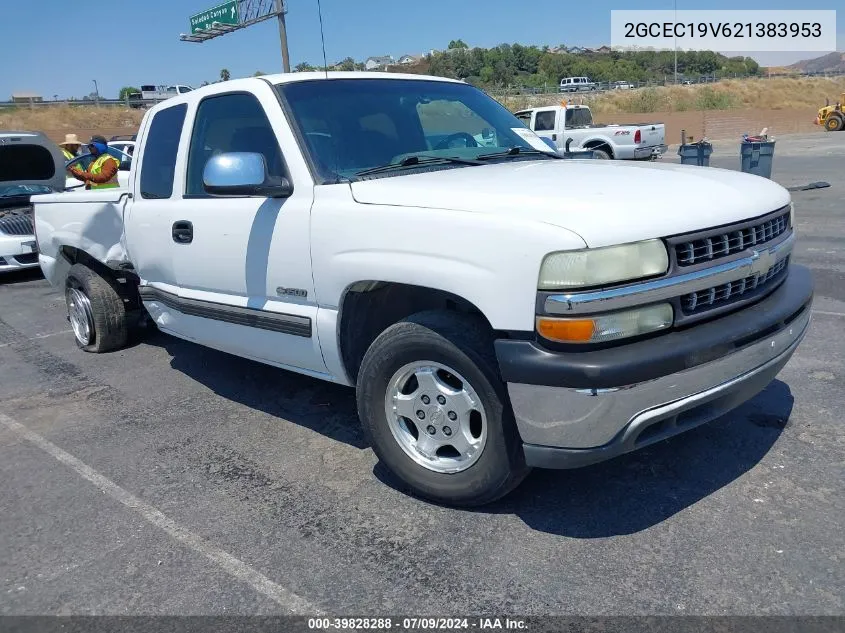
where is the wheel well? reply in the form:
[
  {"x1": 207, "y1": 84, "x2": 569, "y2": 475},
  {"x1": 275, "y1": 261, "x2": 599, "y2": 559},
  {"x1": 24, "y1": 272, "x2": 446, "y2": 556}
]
[
  {"x1": 338, "y1": 281, "x2": 493, "y2": 383},
  {"x1": 59, "y1": 246, "x2": 142, "y2": 312},
  {"x1": 583, "y1": 141, "x2": 613, "y2": 157}
]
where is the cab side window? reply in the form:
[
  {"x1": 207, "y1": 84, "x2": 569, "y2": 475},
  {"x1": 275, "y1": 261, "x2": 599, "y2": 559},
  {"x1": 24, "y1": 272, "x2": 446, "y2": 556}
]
[
  {"x1": 185, "y1": 92, "x2": 285, "y2": 196},
  {"x1": 140, "y1": 103, "x2": 187, "y2": 199}
]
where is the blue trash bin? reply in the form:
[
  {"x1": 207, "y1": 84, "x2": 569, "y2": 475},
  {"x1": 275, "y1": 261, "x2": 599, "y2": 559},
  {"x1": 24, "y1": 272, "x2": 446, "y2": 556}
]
[
  {"x1": 678, "y1": 141, "x2": 713, "y2": 167},
  {"x1": 740, "y1": 140, "x2": 775, "y2": 179}
]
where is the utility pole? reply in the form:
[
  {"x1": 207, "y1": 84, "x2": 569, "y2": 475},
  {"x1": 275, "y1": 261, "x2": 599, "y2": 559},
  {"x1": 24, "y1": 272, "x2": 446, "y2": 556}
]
[
  {"x1": 673, "y1": 0, "x2": 678, "y2": 84},
  {"x1": 274, "y1": 0, "x2": 291, "y2": 73}
]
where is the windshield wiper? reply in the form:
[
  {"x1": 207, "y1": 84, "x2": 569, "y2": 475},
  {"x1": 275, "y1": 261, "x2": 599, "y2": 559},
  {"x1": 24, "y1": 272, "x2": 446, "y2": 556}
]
[
  {"x1": 477, "y1": 146, "x2": 561, "y2": 160},
  {"x1": 355, "y1": 155, "x2": 483, "y2": 177}
]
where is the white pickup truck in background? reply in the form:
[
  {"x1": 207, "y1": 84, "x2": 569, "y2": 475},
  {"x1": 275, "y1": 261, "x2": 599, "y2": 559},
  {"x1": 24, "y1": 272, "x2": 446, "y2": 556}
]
[
  {"x1": 514, "y1": 103, "x2": 666, "y2": 160},
  {"x1": 33, "y1": 72, "x2": 812, "y2": 506}
]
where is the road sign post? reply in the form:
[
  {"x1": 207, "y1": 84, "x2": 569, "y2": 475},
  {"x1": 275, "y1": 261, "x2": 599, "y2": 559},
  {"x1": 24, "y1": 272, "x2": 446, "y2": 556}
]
[
  {"x1": 190, "y1": 0, "x2": 239, "y2": 34},
  {"x1": 181, "y1": 0, "x2": 290, "y2": 74}
]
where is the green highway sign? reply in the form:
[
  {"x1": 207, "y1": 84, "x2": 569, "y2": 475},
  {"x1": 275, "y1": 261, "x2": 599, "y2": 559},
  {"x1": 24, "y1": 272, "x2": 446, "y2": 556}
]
[{"x1": 190, "y1": 0, "x2": 239, "y2": 34}]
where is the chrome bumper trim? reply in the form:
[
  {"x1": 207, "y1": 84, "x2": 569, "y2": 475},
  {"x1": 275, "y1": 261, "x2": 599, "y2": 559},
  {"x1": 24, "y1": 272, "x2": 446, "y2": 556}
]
[
  {"x1": 634, "y1": 144, "x2": 667, "y2": 158},
  {"x1": 544, "y1": 231, "x2": 794, "y2": 315},
  {"x1": 507, "y1": 304, "x2": 810, "y2": 449}
]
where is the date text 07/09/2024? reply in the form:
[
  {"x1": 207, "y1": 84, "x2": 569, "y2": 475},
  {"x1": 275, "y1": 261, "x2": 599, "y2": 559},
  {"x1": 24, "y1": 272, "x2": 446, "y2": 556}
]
[{"x1": 307, "y1": 617, "x2": 528, "y2": 630}]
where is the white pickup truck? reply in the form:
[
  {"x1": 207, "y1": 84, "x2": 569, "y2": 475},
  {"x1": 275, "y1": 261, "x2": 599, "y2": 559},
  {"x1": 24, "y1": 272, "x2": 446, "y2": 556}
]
[
  {"x1": 514, "y1": 103, "x2": 667, "y2": 160},
  {"x1": 33, "y1": 72, "x2": 813, "y2": 506}
]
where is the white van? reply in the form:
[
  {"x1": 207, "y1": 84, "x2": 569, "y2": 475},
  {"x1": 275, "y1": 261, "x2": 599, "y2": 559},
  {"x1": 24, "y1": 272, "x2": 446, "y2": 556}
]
[{"x1": 559, "y1": 77, "x2": 596, "y2": 92}]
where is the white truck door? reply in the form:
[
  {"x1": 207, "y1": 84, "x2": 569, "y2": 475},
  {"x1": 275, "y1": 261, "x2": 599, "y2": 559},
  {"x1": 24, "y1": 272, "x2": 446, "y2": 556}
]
[
  {"x1": 170, "y1": 87, "x2": 327, "y2": 376},
  {"x1": 530, "y1": 107, "x2": 560, "y2": 148},
  {"x1": 124, "y1": 102, "x2": 188, "y2": 330}
]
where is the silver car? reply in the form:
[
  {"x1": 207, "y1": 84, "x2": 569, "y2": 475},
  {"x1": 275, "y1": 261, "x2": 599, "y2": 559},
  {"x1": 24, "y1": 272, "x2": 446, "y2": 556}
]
[{"x1": 0, "y1": 131, "x2": 66, "y2": 273}]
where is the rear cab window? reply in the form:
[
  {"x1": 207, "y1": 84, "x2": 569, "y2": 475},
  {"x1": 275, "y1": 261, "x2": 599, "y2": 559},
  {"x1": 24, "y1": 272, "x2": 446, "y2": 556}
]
[
  {"x1": 140, "y1": 103, "x2": 187, "y2": 199},
  {"x1": 514, "y1": 111, "x2": 531, "y2": 128},
  {"x1": 564, "y1": 108, "x2": 593, "y2": 128}
]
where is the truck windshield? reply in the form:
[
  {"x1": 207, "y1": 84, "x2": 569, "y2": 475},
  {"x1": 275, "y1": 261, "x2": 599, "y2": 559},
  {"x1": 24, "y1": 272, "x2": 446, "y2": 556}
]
[
  {"x1": 276, "y1": 78, "x2": 556, "y2": 182},
  {"x1": 565, "y1": 108, "x2": 593, "y2": 128}
]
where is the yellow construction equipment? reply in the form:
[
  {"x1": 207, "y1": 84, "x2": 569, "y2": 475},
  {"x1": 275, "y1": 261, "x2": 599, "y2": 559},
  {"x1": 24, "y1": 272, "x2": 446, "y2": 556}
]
[{"x1": 816, "y1": 93, "x2": 845, "y2": 132}]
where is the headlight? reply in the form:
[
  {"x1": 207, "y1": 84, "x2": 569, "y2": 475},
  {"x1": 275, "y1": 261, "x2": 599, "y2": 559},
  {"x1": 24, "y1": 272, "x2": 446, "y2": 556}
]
[
  {"x1": 536, "y1": 303, "x2": 673, "y2": 344},
  {"x1": 538, "y1": 240, "x2": 669, "y2": 290},
  {"x1": 789, "y1": 201, "x2": 795, "y2": 228}
]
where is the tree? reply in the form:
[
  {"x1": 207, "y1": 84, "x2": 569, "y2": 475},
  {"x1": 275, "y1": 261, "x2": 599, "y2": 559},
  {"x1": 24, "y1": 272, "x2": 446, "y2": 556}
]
[
  {"x1": 338, "y1": 57, "x2": 356, "y2": 71},
  {"x1": 447, "y1": 39, "x2": 468, "y2": 49},
  {"x1": 253, "y1": 70, "x2": 266, "y2": 76},
  {"x1": 294, "y1": 62, "x2": 316, "y2": 72},
  {"x1": 219, "y1": 68, "x2": 231, "y2": 81},
  {"x1": 119, "y1": 86, "x2": 140, "y2": 101}
]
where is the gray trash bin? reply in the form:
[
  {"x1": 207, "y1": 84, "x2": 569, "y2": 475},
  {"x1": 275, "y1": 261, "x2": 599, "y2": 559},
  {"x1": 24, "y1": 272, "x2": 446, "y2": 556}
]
[
  {"x1": 678, "y1": 141, "x2": 713, "y2": 167},
  {"x1": 740, "y1": 140, "x2": 775, "y2": 179}
]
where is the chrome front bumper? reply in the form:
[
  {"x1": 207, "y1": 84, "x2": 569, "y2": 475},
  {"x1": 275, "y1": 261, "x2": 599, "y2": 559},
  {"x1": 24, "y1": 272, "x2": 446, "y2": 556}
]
[
  {"x1": 497, "y1": 264, "x2": 813, "y2": 469},
  {"x1": 0, "y1": 234, "x2": 39, "y2": 272}
]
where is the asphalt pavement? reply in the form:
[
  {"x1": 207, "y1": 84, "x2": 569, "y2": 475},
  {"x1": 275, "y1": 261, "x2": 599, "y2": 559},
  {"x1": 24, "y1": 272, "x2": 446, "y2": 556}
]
[{"x1": 0, "y1": 133, "x2": 843, "y2": 616}]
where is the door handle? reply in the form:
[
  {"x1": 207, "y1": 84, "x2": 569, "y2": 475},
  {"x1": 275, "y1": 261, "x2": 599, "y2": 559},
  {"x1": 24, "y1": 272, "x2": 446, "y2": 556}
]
[{"x1": 172, "y1": 221, "x2": 193, "y2": 244}]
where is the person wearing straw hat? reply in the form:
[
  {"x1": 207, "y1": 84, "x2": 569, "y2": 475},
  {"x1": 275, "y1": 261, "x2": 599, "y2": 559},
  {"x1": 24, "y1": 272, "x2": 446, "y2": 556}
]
[
  {"x1": 58, "y1": 134, "x2": 84, "y2": 161},
  {"x1": 68, "y1": 135, "x2": 120, "y2": 190}
]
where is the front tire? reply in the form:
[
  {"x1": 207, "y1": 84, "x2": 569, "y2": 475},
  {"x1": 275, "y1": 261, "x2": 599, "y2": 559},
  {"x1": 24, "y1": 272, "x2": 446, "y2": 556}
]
[
  {"x1": 65, "y1": 264, "x2": 128, "y2": 353},
  {"x1": 825, "y1": 114, "x2": 843, "y2": 132},
  {"x1": 357, "y1": 311, "x2": 529, "y2": 506}
]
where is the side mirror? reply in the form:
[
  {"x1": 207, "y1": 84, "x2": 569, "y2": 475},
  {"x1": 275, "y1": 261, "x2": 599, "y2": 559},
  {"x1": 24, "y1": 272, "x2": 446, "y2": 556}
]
[
  {"x1": 203, "y1": 152, "x2": 293, "y2": 198},
  {"x1": 481, "y1": 127, "x2": 494, "y2": 139}
]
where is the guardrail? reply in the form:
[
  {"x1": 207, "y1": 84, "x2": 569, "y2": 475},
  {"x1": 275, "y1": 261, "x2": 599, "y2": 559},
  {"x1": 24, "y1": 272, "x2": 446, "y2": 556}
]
[
  {"x1": 0, "y1": 98, "x2": 168, "y2": 109},
  {"x1": 487, "y1": 70, "x2": 845, "y2": 98}
]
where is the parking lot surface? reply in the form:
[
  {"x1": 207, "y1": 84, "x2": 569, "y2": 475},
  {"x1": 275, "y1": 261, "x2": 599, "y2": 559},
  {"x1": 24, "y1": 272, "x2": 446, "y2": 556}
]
[{"x1": 1, "y1": 133, "x2": 843, "y2": 615}]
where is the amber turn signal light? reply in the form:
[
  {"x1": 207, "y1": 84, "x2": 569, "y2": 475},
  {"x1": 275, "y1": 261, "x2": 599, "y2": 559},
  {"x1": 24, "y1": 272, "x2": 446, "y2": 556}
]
[{"x1": 536, "y1": 317, "x2": 596, "y2": 342}]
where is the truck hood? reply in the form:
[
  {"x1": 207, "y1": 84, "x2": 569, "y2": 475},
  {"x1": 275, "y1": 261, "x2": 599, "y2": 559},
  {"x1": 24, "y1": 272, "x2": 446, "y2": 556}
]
[{"x1": 349, "y1": 159, "x2": 792, "y2": 247}]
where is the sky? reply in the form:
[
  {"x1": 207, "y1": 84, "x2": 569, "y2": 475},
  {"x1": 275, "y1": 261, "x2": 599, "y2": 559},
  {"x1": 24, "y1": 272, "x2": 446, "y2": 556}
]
[{"x1": 1, "y1": 0, "x2": 842, "y2": 99}]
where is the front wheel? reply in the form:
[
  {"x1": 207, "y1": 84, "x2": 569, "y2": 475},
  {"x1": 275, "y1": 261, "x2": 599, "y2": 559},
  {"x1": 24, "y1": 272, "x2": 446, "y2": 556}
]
[{"x1": 356, "y1": 311, "x2": 529, "y2": 506}]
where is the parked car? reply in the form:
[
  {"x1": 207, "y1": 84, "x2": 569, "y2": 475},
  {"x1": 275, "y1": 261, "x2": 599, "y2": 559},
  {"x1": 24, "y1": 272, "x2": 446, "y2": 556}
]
[
  {"x1": 109, "y1": 135, "x2": 137, "y2": 158},
  {"x1": 33, "y1": 72, "x2": 812, "y2": 506},
  {"x1": 559, "y1": 76, "x2": 596, "y2": 92},
  {"x1": 514, "y1": 103, "x2": 666, "y2": 160},
  {"x1": 613, "y1": 81, "x2": 632, "y2": 90},
  {"x1": 0, "y1": 131, "x2": 66, "y2": 273}
]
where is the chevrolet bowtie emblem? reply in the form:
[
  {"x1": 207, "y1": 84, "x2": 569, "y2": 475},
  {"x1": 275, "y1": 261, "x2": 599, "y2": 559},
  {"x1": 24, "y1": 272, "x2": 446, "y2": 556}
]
[{"x1": 750, "y1": 247, "x2": 775, "y2": 276}]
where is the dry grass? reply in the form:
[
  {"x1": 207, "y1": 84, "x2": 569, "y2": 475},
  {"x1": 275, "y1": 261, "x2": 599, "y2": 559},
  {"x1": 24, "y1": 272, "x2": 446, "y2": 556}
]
[
  {"x1": 3, "y1": 77, "x2": 843, "y2": 136},
  {"x1": 0, "y1": 105, "x2": 144, "y2": 133},
  {"x1": 500, "y1": 77, "x2": 845, "y2": 114}
]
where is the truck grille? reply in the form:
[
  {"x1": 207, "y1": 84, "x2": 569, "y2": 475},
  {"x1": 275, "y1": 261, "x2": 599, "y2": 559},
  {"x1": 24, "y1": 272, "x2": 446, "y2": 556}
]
[
  {"x1": 12, "y1": 253, "x2": 38, "y2": 265},
  {"x1": 675, "y1": 209, "x2": 789, "y2": 266},
  {"x1": 681, "y1": 256, "x2": 789, "y2": 313},
  {"x1": 0, "y1": 211, "x2": 34, "y2": 236}
]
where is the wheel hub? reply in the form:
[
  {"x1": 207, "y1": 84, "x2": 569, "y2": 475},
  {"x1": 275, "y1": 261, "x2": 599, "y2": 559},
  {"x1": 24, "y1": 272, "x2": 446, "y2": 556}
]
[
  {"x1": 385, "y1": 361, "x2": 488, "y2": 474},
  {"x1": 66, "y1": 286, "x2": 94, "y2": 346}
]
